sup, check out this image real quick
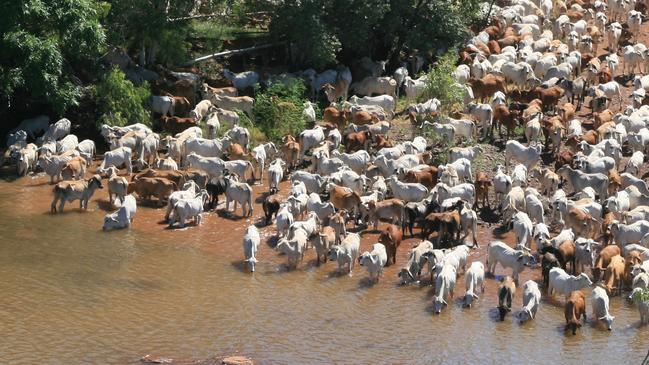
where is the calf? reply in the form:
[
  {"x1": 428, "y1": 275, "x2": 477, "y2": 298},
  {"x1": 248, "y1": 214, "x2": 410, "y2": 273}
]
[
  {"x1": 565, "y1": 290, "x2": 587, "y2": 335},
  {"x1": 315, "y1": 226, "x2": 336, "y2": 265},
  {"x1": 358, "y1": 243, "x2": 388, "y2": 283},
  {"x1": 51, "y1": 175, "x2": 103, "y2": 213},
  {"x1": 498, "y1": 276, "x2": 516, "y2": 321},
  {"x1": 602, "y1": 254, "x2": 625, "y2": 296},
  {"x1": 517, "y1": 280, "x2": 541, "y2": 323},
  {"x1": 102, "y1": 194, "x2": 137, "y2": 231},
  {"x1": 276, "y1": 228, "x2": 308, "y2": 269},
  {"x1": 432, "y1": 263, "x2": 457, "y2": 314},
  {"x1": 242, "y1": 225, "x2": 260, "y2": 272},
  {"x1": 328, "y1": 233, "x2": 361, "y2": 276},
  {"x1": 463, "y1": 261, "x2": 485, "y2": 308},
  {"x1": 378, "y1": 224, "x2": 402, "y2": 266},
  {"x1": 591, "y1": 286, "x2": 615, "y2": 330},
  {"x1": 168, "y1": 191, "x2": 209, "y2": 228}
]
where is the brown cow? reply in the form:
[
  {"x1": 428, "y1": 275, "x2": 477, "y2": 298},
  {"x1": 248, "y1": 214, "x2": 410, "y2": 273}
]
[
  {"x1": 322, "y1": 79, "x2": 349, "y2": 103},
  {"x1": 127, "y1": 177, "x2": 177, "y2": 205},
  {"x1": 281, "y1": 135, "x2": 300, "y2": 171},
  {"x1": 602, "y1": 211, "x2": 616, "y2": 246},
  {"x1": 467, "y1": 75, "x2": 506, "y2": 102},
  {"x1": 608, "y1": 168, "x2": 622, "y2": 196},
  {"x1": 367, "y1": 199, "x2": 405, "y2": 230},
  {"x1": 374, "y1": 134, "x2": 393, "y2": 149},
  {"x1": 349, "y1": 110, "x2": 378, "y2": 125},
  {"x1": 228, "y1": 143, "x2": 246, "y2": 161},
  {"x1": 493, "y1": 104, "x2": 519, "y2": 139},
  {"x1": 323, "y1": 107, "x2": 347, "y2": 129},
  {"x1": 602, "y1": 254, "x2": 625, "y2": 296},
  {"x1": 593, "y1": 245, "x2": 621, "y2": 282},
  {"x1": 132, "y1": 169, "x2": 185, "y2": 187},
  {"x1": 60, "y1": 156, "x2": 87, "y2": 181},
  {"x1": 50, "y1": 174, "x2": 103, "y2": 213},
  {"x1": 421, "y1": 201, "x2": 462, "y2": 246},
  {"x1": 535, "y1": 86, "x2": 565, "y2": 113},
  {"x1": 566, "y1": 208, "x2": 598, "y2": 239},
  {"x1": 593, "y1": 109, "x2": 614, "y2": 129},
  {"x1": 160, "y1": 116, "x2": 198, "y2": 135},
  {"x1": 404, "y1": 167, "x2": 438, "y2": 189},
  {"x1": 328, "y1": 185, "x2": 361, "y2": 224},
  {"x1": 558, "y1": 102, "x2": 576, "y2": 123},
  {"x1": 379, "y1": 224, "x2": 403, "y2": 266},
  {"x1": 564, "y1": 290, "x2": 586, "y2": 335},
  {"x1": 345, "y1": 130, "x2": 371, "y2": 153},
  {"x1": 474, "y1": 171, "x2": 492, "y2": 209}
]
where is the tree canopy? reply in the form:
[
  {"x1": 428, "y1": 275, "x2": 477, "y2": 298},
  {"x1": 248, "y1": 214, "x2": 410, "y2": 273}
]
[{"x1": 0, "y1": 0, "x2": 106, "y2": 114}]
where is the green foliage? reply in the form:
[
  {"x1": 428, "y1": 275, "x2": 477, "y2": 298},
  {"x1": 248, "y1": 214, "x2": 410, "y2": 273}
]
[
  {"x1": 634, "y1": 288, "x2": 649, "y2": 303},
  {"x1": 252, "y1": 80, "x2": 309, "y2": 142},
  {"x1": 422, "y1": 49, "x2": 465, "y2": 113},
  {"x1": 265, "y1": 0, "x2": 481, "y2": 68},
  {"x1": 95, "y1": 68, "x2": 151, "y2": 127},
  {"x1": 269, "y1": 0, "x2": 341, "y2": 69},
  {"x1": 105, "y1": 0, "x2": 195, "y2": 66},
  {"x1": 0, "y1": 0, "x2": 106, "y2": 114}
]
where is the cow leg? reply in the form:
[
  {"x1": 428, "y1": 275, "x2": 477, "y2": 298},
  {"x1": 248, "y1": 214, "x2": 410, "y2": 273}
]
[
  {"x1": 51, "y1": 197, "x2": 58, "y2": 213},
  {"x1": 59, "y1": 200, "x2": 66, "y2": 213}
]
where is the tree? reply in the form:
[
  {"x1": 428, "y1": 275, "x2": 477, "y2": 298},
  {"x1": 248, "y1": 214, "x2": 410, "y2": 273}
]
[
  {"x1": 0, "y1": 0, "x2": 106, "y2": 115},
  {"x1": 264, "y1": 0, "x2": 481, "y2": 69},
  {"x1": 268, "y1": 0, "x2": 341, "y2": 69},
  {"x1": 105, "y1": 0, "x2": 198, "y2": 66},
  {"x1": 95, "y1": 68, "x2": 151, "y2": 127}
]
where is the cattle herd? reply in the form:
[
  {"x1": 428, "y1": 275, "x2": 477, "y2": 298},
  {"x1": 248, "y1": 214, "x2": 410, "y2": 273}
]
[{"x1": 4, "y1": 0, "x2": 649, "y2": 336}]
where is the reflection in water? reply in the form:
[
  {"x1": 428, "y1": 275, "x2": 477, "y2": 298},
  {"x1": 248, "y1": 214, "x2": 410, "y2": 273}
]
[{"x1": 0, "y1": 174, "x2": 646, "y2": 364}]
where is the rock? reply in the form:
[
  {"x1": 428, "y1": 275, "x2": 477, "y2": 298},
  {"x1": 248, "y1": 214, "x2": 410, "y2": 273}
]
[{"x1": 222, "y1": 356, "x2": 253, "y2": 365}]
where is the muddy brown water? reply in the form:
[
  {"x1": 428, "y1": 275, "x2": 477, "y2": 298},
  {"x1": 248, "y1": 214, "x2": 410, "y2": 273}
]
[{"x1": 0, "y1": 170, "x2": 647, "y2": 365}]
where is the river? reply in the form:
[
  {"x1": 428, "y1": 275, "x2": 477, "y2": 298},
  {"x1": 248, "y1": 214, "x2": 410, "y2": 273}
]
[{"x1": 0, "y1": 171, "x2": 646, "y2": 364}]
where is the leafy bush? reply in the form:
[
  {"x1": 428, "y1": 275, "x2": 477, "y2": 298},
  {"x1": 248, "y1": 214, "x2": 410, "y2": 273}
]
[
  {"x1": 634, "y1": 287, "x2": 649, "y2": 303},
  {"x1": 421, "y1": 49, "x2": 465, "y2": 114},
  {"x1": 95, "y1": 68, "x2": 151, "y2": 127},
  {"x1": 252, "y1": 80, "x2": 309, "y2": 142}
]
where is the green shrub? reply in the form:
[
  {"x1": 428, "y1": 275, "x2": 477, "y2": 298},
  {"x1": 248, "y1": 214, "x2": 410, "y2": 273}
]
[
  {"x1": 95, "y1": 67, "x2": 151, "y2": 127},
  {"x1": 421, "y1": 49, "x2": 465, "y2": 114},
  {"x1": 634, "y1": 287, "x2": 649, "y2": 302},
  {"x1": 252, "y1": 80, "x2": 309, "y2": 142}
]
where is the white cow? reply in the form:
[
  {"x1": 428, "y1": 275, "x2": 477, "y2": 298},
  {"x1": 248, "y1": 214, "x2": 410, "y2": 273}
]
[
  {"x1": 267, "y1": 159, "x2": 285, "y2": 194},
  {"x1": 223, "y1": 69, "x2": 260, "y2": 90},
  {"x1": 168, "y1": 191, "x2": 209, "y2": 228},
  {"x1": 487, "y1": 241, "x2": 535, "y2": 283},
  {"x1": 40, "y1": 118, "x2": 71, "y2": 143},
  {"x1": 592, "y1": 286, "x2": 615, "y2": 330},
  {"x1": 548, "y1": 267, "x2": 593, "y2": 296},
  {"x1": 98, "y1": 147, "x2": 132, "y2": 174},
  {"x1": 516, "y1": 280, "x2": 541, "y2": 323},
  {"x1": 328, "y1": 233, "x2": 361, "y2": 276},
  {"x1": 102, "y1": 194, "x2": 137, "y2": 231},
  {"x1": 185, "y1": 153, "x2": 225, "y2": 178},
  {"x1": 463, "y1": 262, "x2": 485, "y2": 308},
  {"x1": 432, "y1": 263, "x2": 457, "y2": 314},
  {"x1": 359, "y1": 243, "x2": 388, "y2": 283},
  {"x1": 242, "y1": 225, "x2": 261, "y2": 272}
]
